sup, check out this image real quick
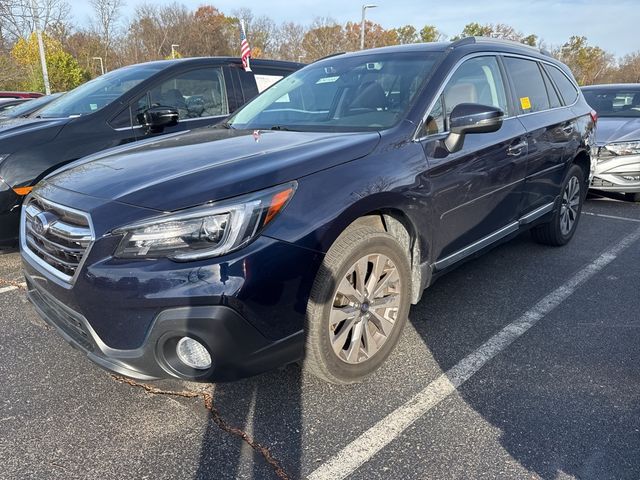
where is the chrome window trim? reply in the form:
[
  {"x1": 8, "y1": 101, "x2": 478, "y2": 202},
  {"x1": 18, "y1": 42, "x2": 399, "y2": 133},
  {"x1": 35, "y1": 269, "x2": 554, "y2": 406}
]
[
  {"x1": 413, "y1": 51, "x2": 580, "y2": 142},
  {"x1": 112, "y1": 114, "x2": 227, "y2": 132},
  {"x1": 20, "y1": 194, "x2": 96, "y2": 288}
]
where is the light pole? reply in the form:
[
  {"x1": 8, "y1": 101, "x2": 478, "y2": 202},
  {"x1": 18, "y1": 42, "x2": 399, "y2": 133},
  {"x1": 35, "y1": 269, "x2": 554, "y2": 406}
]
[
  {"x1": 30, "y1": 0, "x2": 51, "y2": 95},
  {"x1": 92, "y1": 57, "x2": 104, "y2": 75},
  {"x1": 171, "y1": 44, "x2": 180, "y2": 59},
  {"x1": 360, "y1": 4, "x2": 377, "y2": 50}
]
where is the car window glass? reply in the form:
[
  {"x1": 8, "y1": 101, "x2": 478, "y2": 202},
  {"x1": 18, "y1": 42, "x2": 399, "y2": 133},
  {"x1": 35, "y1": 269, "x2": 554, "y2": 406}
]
[
  {"x1": 504, "y1": 57, "x2": 550, "y2": 113},
  {"x1": 442, "y1": 56, "x2": 508, "y2": 130},
  {"x1": 109, "y1": 106, "x2": 132, "y2": 128},
  {"x1": 546, "y1": 65, "x2": 579, "y2": 105},
  {"x1": 582, "y1": 88, "x2": 640, "y2": 118},
  {"x1": 147, "y1": 67, "x2": 229, "y2": 120},
  {"x1": 541, "y1": 68, "x2": 562, "y2": 109},
  {"x1": 421, "y1": 95, "x2": 444, "y2": 136}
]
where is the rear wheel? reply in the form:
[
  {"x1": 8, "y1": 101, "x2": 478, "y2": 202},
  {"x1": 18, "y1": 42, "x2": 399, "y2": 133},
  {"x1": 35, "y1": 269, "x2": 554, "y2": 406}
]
[
  {"x1": 531, "y1": 164, "x2": 585, "y2": 246},
  {"x1": 625, "y1": 192, "x2": 640, "y2": 203},
  {"x1": 304, "y1": 225, "x2": 411, "y2": 384}
]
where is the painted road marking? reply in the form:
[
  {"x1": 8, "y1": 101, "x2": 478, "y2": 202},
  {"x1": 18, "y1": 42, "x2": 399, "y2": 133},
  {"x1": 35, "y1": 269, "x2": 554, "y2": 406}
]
[
  {"x1": 308, "y1": 225, "x2": 640, "y2": 480},
  {"x1": 583, "y1": 211, "x2": 640, "y2": 223},
  {"x1": 0, "y1": 286, "x2": 18, "y2": 294}
]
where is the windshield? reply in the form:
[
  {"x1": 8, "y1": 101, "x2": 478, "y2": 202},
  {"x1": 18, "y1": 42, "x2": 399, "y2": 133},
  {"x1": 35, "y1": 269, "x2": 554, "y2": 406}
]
[
  {"x1": 228, "y1": 51, "x2": 443, "y2": 132},
  {"x1": 583, "y1": 87, "x2": 640, "y2": 118},
  {"x1": 37, "y1": 65, "x2": 163, "y2": 119},
  {"x1": 0, "y1": 93, "x2": 62, "y2": 118}
]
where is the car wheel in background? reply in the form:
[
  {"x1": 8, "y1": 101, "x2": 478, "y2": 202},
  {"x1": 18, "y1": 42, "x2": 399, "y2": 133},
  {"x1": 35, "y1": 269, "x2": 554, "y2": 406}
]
[
  {"x1": 532, "y1": 164, "x2": 585, "y2": 246},
  {"x1": 624, "y1": 192, "x2": 640, "y2": 203},
  {"x1": 304, "y1": 225, "x2": 411, "y2": 384}
]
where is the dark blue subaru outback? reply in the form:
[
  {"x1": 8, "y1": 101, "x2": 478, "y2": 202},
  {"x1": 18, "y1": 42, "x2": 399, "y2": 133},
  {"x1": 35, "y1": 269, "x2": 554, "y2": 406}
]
[{"x1": 21, "y1": 38, "x2": 595, "y2": 383}]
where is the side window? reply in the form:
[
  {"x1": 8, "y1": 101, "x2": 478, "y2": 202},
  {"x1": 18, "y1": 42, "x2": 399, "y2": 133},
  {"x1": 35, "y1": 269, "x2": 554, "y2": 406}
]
[
  {"x1": 545, "y1": 65, "x2": 579, "y2": 105},
  {"x1": 541, "y1": 68, "x2": 562, "y2": 109},
  {"x1": 504, "y1": 57, "x2": 550, "y2": 113},
  {"x1": 109, "y1": 106, "x2": 132, "y2": 128},
  {"x1": 439, "y1": 56, "x2": 509, "y2": 131},
  {"x1": 148, "y1": 67, "x2": 229, "y2": 120},
  {"x1": 423, "y1": 96, "x2": 444, "y2": 135}
]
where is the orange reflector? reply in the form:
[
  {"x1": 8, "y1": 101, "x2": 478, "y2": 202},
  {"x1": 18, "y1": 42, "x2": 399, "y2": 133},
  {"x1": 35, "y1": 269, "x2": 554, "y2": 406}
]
[
  {"x1": 13, "y1": 186, "x2": 32, "y2": 196},
  {"x1": 264, "y1": 187, "x2": 294, "y2": 225}
]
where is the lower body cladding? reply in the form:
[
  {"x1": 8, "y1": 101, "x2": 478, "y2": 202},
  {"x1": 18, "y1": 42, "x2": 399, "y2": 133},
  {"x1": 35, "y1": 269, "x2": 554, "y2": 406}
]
[
  {"x1": 22, "y1": 236, "x2": 324, "y2": 382},
  {"x1": 591, "y1": 154, "x2": 640, "y2": 195}
]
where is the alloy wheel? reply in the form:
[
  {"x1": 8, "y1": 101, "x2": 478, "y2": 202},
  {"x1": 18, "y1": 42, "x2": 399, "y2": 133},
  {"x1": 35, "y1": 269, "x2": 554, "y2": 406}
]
[
  {"x1": 329, "y1": 253, "x2": 402, "y2": 364},
  {"x1": 560, "y1": 176, "x2": 581, "y2": 235}
]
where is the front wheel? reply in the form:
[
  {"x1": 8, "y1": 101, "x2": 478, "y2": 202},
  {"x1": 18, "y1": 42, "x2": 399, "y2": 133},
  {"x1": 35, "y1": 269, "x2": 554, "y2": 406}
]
[
  {"x1": 531, "y1": 164, "x2": 585, "y2": 246},
  {"x1": 304, "y1": 225, "x2": 411, "y2": 384}
]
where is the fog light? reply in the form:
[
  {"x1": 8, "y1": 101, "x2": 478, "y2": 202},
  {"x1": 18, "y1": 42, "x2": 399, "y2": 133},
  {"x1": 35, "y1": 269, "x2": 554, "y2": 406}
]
[{"x1": 176, "y1": 337, "x2": 212, "y2": 370}]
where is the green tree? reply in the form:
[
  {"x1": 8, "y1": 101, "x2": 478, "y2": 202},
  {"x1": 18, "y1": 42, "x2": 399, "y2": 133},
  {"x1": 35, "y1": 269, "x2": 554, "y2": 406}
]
[
  {"x1": 420, "y1": 25, "x2": 442, "y2": 42},
  {"x1": 395, "y1": 25, "x2": 419, "y2": 44},
  {"x1": 12, "y1": 32, "x2": 89, "y2": 92}
]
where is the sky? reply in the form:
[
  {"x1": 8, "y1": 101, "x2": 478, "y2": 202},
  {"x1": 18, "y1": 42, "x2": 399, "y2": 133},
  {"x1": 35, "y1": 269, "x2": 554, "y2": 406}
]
[{"x1": 74, "y1": 0, "x2": 639, "y2": 57}]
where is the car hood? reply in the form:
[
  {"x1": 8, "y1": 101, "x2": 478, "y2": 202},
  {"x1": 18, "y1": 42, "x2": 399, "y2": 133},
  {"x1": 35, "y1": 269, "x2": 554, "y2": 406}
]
[
  {"x1": 46, "y1": 127, "x2": 381, "y2": 211},
  {"x1": 595, "y1": 116, "x2": 640, "y2": 145},
  {"x1": 0, "y1": 116, "x2": 69, "y2": 142}
]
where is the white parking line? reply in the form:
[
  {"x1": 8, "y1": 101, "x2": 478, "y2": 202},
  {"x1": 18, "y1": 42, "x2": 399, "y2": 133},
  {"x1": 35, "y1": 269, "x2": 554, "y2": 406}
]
[
  {"x1": 0, "y1": 286, "x2": 18, "y2": 294},
  {"x1": 583, "y1": 211, "x2": 640, "y2": 223},
  {"x1": 308, "y1": 225, "x2": 640, "y2": 480}
]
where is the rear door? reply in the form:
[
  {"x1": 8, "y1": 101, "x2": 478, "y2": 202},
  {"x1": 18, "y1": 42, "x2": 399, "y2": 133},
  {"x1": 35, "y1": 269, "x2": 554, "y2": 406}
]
[
  {"x1": 419, "y1": 55, "x2": 529, "y2": 266},
  {"x1": 503, "y1": 56, "x2": 577, "y2": 215}
]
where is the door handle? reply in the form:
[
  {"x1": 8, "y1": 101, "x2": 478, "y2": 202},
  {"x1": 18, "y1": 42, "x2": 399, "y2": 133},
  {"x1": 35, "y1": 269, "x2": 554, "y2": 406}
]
[{"x1": 507, "y1": 140, "x2": 527, "y2": 156}]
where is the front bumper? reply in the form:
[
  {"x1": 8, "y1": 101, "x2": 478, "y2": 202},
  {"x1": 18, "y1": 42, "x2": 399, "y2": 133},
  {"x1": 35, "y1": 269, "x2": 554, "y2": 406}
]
[
  {"x1": 22, "y1": 232, "x2": 323, "y2": 381},
  {"x1": 590, "y1": 153, "x2": 640, "y2": 193}
]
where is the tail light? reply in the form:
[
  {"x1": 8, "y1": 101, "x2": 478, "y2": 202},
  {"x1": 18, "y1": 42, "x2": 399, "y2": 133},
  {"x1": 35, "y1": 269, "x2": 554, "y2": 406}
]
[{"x1": 590, "y1": 110, "x2": 598, "y2": 124}]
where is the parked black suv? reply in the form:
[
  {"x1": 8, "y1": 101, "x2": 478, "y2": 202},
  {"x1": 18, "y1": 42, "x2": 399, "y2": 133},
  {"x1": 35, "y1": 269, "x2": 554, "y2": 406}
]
[
  {"x1": 22, "y1": 38, "x2": 595, "y2": 384},
  {"x1": 0, "y1": 57, "x2": 302, "y2": 245}
]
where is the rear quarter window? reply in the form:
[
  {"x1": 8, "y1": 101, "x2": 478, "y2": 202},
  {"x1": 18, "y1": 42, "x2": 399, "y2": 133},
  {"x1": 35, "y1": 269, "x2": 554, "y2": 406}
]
[{"x1": 545, "y1": 65, "x2": 579, "y2": 105}]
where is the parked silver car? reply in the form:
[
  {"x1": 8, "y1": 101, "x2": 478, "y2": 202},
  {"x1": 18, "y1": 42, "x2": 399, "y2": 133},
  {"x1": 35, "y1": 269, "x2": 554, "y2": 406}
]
[{"x1": 582, "y1": 84, "x2": 640, "y2": 202}]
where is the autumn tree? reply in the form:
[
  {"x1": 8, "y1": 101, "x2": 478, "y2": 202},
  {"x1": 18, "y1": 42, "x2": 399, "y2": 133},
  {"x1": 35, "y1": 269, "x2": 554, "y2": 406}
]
[
  {"x1": 302, "y1": 18, "x2": 346, "y2": 60},
  {"x1": 554, "y1": 36, "x2": 614, "y2": 85}
]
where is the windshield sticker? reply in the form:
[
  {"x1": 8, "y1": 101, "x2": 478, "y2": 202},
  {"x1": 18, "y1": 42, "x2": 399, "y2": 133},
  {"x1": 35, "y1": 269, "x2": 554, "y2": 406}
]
[
  {"x1": 520, "y1": 97, "x2": 531, "y2": 110},
  {"x1": 317, "y1": 76, "x2": 339, "y2": 84}
]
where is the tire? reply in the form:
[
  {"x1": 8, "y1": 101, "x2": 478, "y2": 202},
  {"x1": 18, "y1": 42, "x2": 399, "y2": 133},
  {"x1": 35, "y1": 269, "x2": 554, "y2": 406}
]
[
  {"x1": 531, "y1": 164, "x2": 585, "y2": 246},
  {"x1": 304, "y1": 225, "x2": 412, "y2": 384},
  {"x1": 625, "y1": 192, "x2": 640, "y2": 203}
]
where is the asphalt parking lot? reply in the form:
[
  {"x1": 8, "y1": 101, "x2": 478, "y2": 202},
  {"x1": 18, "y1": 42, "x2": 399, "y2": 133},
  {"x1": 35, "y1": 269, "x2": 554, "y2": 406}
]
[{"x1": 1, "y1": 194, "x2": 639, "y2": 480}]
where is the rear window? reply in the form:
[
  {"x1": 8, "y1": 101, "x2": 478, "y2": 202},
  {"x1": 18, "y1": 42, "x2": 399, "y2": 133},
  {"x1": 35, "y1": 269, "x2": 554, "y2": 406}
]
[
  {"x1": 504, "y1": 57, "x2": 550, "y2": 113},
  {"x1": 582, "y1": 88, "x2": 640, "y2": 118},
  {"x1": 546, "y1": 65, "x2": 579, "y2": 105}
]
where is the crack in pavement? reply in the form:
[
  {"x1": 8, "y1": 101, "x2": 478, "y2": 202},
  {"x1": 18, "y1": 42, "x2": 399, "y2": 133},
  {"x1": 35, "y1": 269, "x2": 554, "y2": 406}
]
[{"x1": 111, "y1": 375, "x2": 291, "y2": 480}]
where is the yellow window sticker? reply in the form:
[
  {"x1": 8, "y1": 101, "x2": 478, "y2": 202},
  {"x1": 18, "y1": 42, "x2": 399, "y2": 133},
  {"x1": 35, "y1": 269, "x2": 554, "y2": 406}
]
[{"x1": 520, "y1": 97, "x2": 531, "y2": 110}]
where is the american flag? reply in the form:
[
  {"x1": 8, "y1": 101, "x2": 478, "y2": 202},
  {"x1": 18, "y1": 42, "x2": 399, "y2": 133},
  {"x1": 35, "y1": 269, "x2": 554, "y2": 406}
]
[{"x1": 240, "y1": 21, "x2": 252, "y2": 72}]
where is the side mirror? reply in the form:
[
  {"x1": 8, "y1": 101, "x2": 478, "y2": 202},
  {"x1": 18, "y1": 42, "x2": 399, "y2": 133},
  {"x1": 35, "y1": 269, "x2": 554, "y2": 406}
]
[
  {"x1": 444, "y1": 103, "x2": 504, "y2": 153},
  {"x1": 137, "y1": 106, "x2": 179, "y2": 133}
]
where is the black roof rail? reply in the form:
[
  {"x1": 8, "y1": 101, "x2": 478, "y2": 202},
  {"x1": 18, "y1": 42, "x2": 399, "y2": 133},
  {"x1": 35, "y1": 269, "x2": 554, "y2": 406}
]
[
  {"x1": 449, "y1": 36, "x2": 552, "y2": 57},
  {"x1": 314, "y1": 51, "x2": 347, "y2": 62}
]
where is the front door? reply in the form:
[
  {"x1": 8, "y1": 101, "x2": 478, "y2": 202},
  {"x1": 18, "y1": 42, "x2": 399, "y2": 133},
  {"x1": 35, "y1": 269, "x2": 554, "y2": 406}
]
[{"x1": 419, "y1": 55, "x2": 528, "y2": 267}]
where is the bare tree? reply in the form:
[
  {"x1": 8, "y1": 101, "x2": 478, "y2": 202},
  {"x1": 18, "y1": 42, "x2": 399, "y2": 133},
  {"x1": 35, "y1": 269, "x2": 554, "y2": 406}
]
[
  {"x1": 0, "y1": 0, "x2": 70, "y2": 41},
  {"x1": 89, "y1": 0, "x2": 124, "y2": 70}
]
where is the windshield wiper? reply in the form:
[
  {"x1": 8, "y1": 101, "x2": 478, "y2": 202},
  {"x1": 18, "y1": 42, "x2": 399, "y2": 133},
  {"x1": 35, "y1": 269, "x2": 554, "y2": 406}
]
[{"x1": 269, "y1": 125, "x2": 294, "y2": 131}]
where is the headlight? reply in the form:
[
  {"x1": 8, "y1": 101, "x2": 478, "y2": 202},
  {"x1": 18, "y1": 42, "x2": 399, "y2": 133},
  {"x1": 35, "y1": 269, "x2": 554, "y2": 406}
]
[
  {"x1": 604, "y1": 141, "x2": 640, "y2": 156},
  {"x1": 113, "y1": 182, "x2": 296, "y2": 261}
]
